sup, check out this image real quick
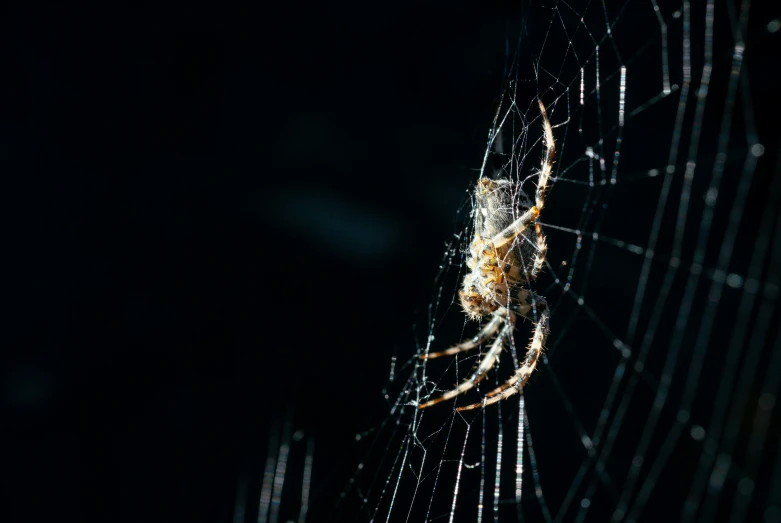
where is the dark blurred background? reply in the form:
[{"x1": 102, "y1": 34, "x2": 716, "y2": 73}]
[{"x1": 4, "y1": 0, "x2": 780, "y2": 522}]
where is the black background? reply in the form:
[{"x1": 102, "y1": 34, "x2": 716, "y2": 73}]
[{"x1": 5, "y1": 0, "x2": 781, "y2": 522}]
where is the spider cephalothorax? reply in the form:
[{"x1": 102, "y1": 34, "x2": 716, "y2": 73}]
[{"x1": 420, "y1": 100, "x2": 555, "y2": 411}]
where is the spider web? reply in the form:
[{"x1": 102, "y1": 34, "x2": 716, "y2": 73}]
[{"x1": 325, "y1": 1, "x2": 781, "y2": 522}]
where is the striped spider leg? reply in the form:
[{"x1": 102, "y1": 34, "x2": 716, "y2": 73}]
[{"x1": 419, "y1": 101, "x2": 555, "y2": 411}]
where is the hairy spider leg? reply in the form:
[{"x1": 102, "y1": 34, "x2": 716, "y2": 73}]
[
  {"x1": 418, "y1": 324, "x2": 512, "y2": 409},
  {"x1": 501, "y1": 223, "x2": 548, "y2": 283},
  {"x1": 490, "y1": 206, "x2": 540, "y2": 251},
  {"x1": 532, "y1": 222, "x2": 547, "y2": 278},
  {"x1": 535, "y1": 99, "x2": 555, "y2": 211},
  {"x1": 488, "y1": 101, "x2": 555, "y2": 253},
  {"x1": 420, "y1": 314, "x2": 504, "y2": 360},
  {"x1": 457, "y1": 306, "x2": 549, "y2": 412}
]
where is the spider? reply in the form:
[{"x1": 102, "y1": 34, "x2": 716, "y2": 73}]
[{"x1": 419, "y1": 100, "x2": 555, "y2": 412}]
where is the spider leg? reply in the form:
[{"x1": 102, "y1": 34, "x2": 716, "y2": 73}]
[
  {"x1": 489, "y1": 101, "x2": 555, "y2": 252},
  {"x1": 535, "y1": 100, "x2": 555, "y2": 212},
  {"x1": 531, "y1": 222, "x2": 547, "y2": 278},
  {"x1": 420, "y1": 314, "x2": 504, "y2": 360},
  {"x1": 490, "y1": 206, "x2": 540, "y2": 250},
  {"x1": 495, "y1": 226, "x2": 547, "y2": 285},
  {"x1": 504, "y1": 288, "x2": 548, "y2": 321},
  {"x1": 418, "y1": 324, "x2": 511, "y2": 409},
  {"x1": 456, "y1": 301, "x2": 549, "y2": 412}
]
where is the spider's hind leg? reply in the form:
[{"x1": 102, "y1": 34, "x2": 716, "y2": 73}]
[
  {"x1": 418, "y1": 324, "x2": 512, "y2": 409},
  {"x1": 420, "y1": 314, "x2": 503, "y2": 360},
  {"x1": 457, "y1": 293, "x2": 549, "y2": 412},
  {"x1": 506, "y1": 288, "x2": 548, "y2": 322}
]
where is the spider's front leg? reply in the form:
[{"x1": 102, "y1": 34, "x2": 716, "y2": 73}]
[
  {"x1": 457, "y1": 295, "x2": 549, "y2": 412},
  {"x1": 490, "y1": 206, "x2": 540, "y2": 251},
  {"x1": 490, "y1": 100, "x2": 555, "y2": 253}
]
